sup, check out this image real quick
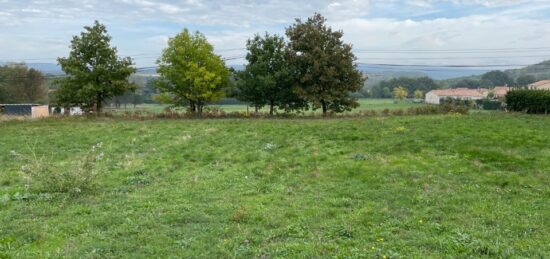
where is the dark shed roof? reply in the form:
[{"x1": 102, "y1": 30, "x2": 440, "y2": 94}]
[{"x1": 2, "y1": 104, "x2": 33, "y2": 116}]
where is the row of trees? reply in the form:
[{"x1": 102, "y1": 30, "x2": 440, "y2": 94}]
[
  {"x1": 53, "y1": 14, "x2": 365, "y2": 115},
  {"x1": 0, "y1": 64, "x2": 47, "y2": 104},
  {"x1": 451, "y1": 71, "x2": 536, "y2": 89},
  {"x1": 370, "y1": 77, "x2": 439, "y2": 98},
  {"x1": 369, "y1": 70, "x2": 540, "y2": 99},
  {"x1": 232, "y1": 14, "x2": 364, "y2": 115}
]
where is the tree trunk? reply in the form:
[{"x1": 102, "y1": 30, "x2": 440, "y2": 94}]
[
  {"x1": 197, "y1": 101, "x2": 203, "y2": 117},
  {"x1": 269, "y1": 100, "x2": 275, "y2": 116},
  {"x1": 321, "y1": 100, "x2": 328, "y2": 116},
  {"x1": 96, "y1": 94, "x2": 103, "y2": 115},
  {"x1": 189, "y1": 101, "x2": 196, "y2": 113}
]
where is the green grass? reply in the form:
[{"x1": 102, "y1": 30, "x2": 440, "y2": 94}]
[
  {"x1": 0, "y1": 113, "x2": 549, "y2": 258},
  {"x1": 105, "y1": 99, "x2": 423, "y2": 114}
]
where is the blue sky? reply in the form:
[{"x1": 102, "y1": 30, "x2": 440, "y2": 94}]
[{"x1": 1, "y1": 0, "x2": 550, "y2": 67}]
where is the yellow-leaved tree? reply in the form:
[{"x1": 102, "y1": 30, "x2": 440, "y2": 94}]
[{"x1": 156, "y1": 29, "x2": 230, "y2": 116}]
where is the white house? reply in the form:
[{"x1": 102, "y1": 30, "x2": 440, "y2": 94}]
[{"x1": 425, "y1": 88, "x2": 489, "y2": 105}]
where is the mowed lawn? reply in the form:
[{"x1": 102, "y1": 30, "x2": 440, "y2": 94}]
[{"x1": 0, "y1": 114, "x2": 549, "y2": 258}]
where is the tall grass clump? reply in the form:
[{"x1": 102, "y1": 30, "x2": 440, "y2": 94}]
[{"x1": 11, "y1": 143, "x2": 105, "y2": 195}]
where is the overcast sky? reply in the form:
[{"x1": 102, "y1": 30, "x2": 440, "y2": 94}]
[{"x1": 1, "y1": 0, "x2": 550, "y2": 67}]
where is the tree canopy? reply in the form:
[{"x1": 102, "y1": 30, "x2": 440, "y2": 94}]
[
  {"x1": 234, "y1": 33, "x2": 305, "y2": 114},
  {"x1": 516, "y1": 75, "x2": 536, "y2": 87},
  {"x1": 56, "y1": 21, "x2": 136, "y2": 113},
  {"x1": 156, "y1": 29, "x2": 230, "y2": 115},
  {"x1": 393, "y1": 86, "x2": 408, "y2": 101},
  {"x1": 481, "y1": 70, "x2": 514, "y2": 86},
  {"x1": 286, "y1": 13, "x2": 364, "y2": 115},
  {"x1": 372, "y1": 77, "x2": 439, "y2": 98},
  {"x1": 0, "y1": 64, "x2": 47, "y2": 104}
]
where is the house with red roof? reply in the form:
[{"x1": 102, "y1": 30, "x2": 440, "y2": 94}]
[
  {"x1": 425, "y1": 88, "x2": 489, "y2": 105},
  {"x1": 493, "y1": 86, "x2": 512, "y2": 98},
  {"x1": 528, "y1": 80, "x2": 550, "y2": 90}
]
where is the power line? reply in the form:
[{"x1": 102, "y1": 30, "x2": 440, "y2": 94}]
[
  {"x1": 355, "y1": 62, "x2": 542, "y2": 68},
  {"x1": 355, "y1": 55, "x2": 550, "y2": 60},
  {"x1": 5, "y1": 46, "x2": 550, "y2": 62},
  {"x1": 353, "y1": 46, "x2": 550, "y2": 53}
]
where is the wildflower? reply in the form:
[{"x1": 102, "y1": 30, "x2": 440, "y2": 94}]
[
  {"x1": 371, "y1": 246, "x2": 375, "y2": 250},
  {"x1": 96, "y1": 152, "x2": 105, "y2": 161},
  {"x1": 394, "y1": 126, "x2": 407, "y2": 133},
  {"x1": 263, "y1": 143, "x2": 278, "y2": 151},
  {"x1": 21, "y1": 165, "x2": 31, "y2": 174},
  {"x1": 419, "y1": 219, "x2": 424, "y2": 224}
]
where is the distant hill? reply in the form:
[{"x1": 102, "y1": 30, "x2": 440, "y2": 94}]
[
  {"x1": 0, "y1": 62, "x2": 63, "y2": 75},
  {"x1": 439, "y1": 60, "x2": 550, "y2": 87},
  {"x1": 7, "y1": 61, "x2": 548, "y2": 87},
  {"x1": 357, "y1": 64, "x2": 491, "y2": 81},
  {"x1": 505, "y1": 60, "x2": 550, "y2": 79}
]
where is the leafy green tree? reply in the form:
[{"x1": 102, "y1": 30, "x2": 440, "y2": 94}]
[
  {"x1": 393, "y1": 86, "x2": 408, "y2": 101},
  {"x1": 382, "y1": 87, "x2": 391, "y2": 98},
  {"x1": 235, "y1": 33, "x2": 304, "y2": 115},
  {"x1": 414, "y1": 90, "x2": 424, "y2": 99},
  {"x1": 156, "y1": 29, "x2": 230, "y2": 115},
  {"x1": 373, "y1": 77, "x2": 438, "y2": 98},
  {"x1": 56, "y1": 21, "x2": 136, "y2": 113},
  {"x1": 516, "y1": 75, "x2": 536, "y2": 87},
  {"x1": 286, "y1": 13, "x2": 364, "y2": 115},
  {"x1": 0, "y1": 64, "x2": 48, "y2": 103},
  {"x1": 479, "y1": 79, "x2": 495, "y2": 88},
  {"x1": 0, "y1": 68, "x2": 5, "y2": 103},
  {"x1": 22, "y1": 68, "x2": 46, "y2": 103},
  {"x1": 453, "y1": 78, "x2": 481, "y2": 89},
  {"x1": 481, "y1": 71, "x2": 513, "y2": 86}
]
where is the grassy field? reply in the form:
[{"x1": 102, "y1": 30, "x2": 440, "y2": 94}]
[
  {"x1": 104, "y1": 99, "x2": 423, "y2": 114},
  {"x1": 1, "y1": 113, "x2": 549, "y2": 257}
]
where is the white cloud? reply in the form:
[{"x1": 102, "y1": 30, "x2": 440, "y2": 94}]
[{"x1": 0, "y1": 0, "x2": 549, "y2": 67}]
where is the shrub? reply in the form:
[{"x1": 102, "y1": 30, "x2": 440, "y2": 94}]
[
  {"x1": 441, "y1": 98, "x2": 476, "y2": 108},
  {"x1": 506, "y1": 89, "x2": 550, "y2": 114},
  {"x1": 12, "y1": 143, "x2": 105, "y2": 195},
  {"x1": 476, "y1": 99, "x2": 503, "y2": 110}
]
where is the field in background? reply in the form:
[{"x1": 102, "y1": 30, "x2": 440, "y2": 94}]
[
  {"x1": 104, "y1": 99, "x2": 424, "y2": 114},
  {"x1": 0, "y1": 113, "x2": 548, "y2": 257}
]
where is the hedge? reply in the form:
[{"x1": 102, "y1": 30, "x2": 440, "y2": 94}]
[
  {"x1": 476, "y1": 99, "x2": 503, "y2": 110},
  {"x1": 506, "y1": 89, "x2": 550, "y2": 114}
]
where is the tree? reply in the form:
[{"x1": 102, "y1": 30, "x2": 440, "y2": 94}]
[
  {"x1": 156, "y1": 29, "x2": 230, "y2": 115},
  {"x1": 0, "y1": 64, "x2": 48, "y2": 103},
  {"x1": 453, "y1": 78, "x2": 481, "y2": 89},
  {"x1": 373, "y1": 77, "x2": 438, "y2": 98},
  {"x1": 286, "y1": 13, "x2": 364, "y2": 115},
  {"x1": 56, "y1": 21, "x2": 136, "y2": 113},
  {"x1": 235, "y1": 33, "x2": 304, "y2": 115},
  {"x1": 414, "y1": 90, "x2": 424, "y2": 99},
  {"x1": 0, "y1": 68, "x2": 5, "y2": 103},
  {"x1": 481, "y1": 71, "x2": 513, "y2": 86},
  {"x1": 382, "y1": 87, "x2": 391, "y2": 98},
  {"x1": 22, "y1": 68, "x2": 46, "y2": 103},
  {"x1": 516, "y1": 75, "x2": 536, "y2": 87},
  {"x1": 393, "y1": 86, "x2": 408, "y2": 101}
]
